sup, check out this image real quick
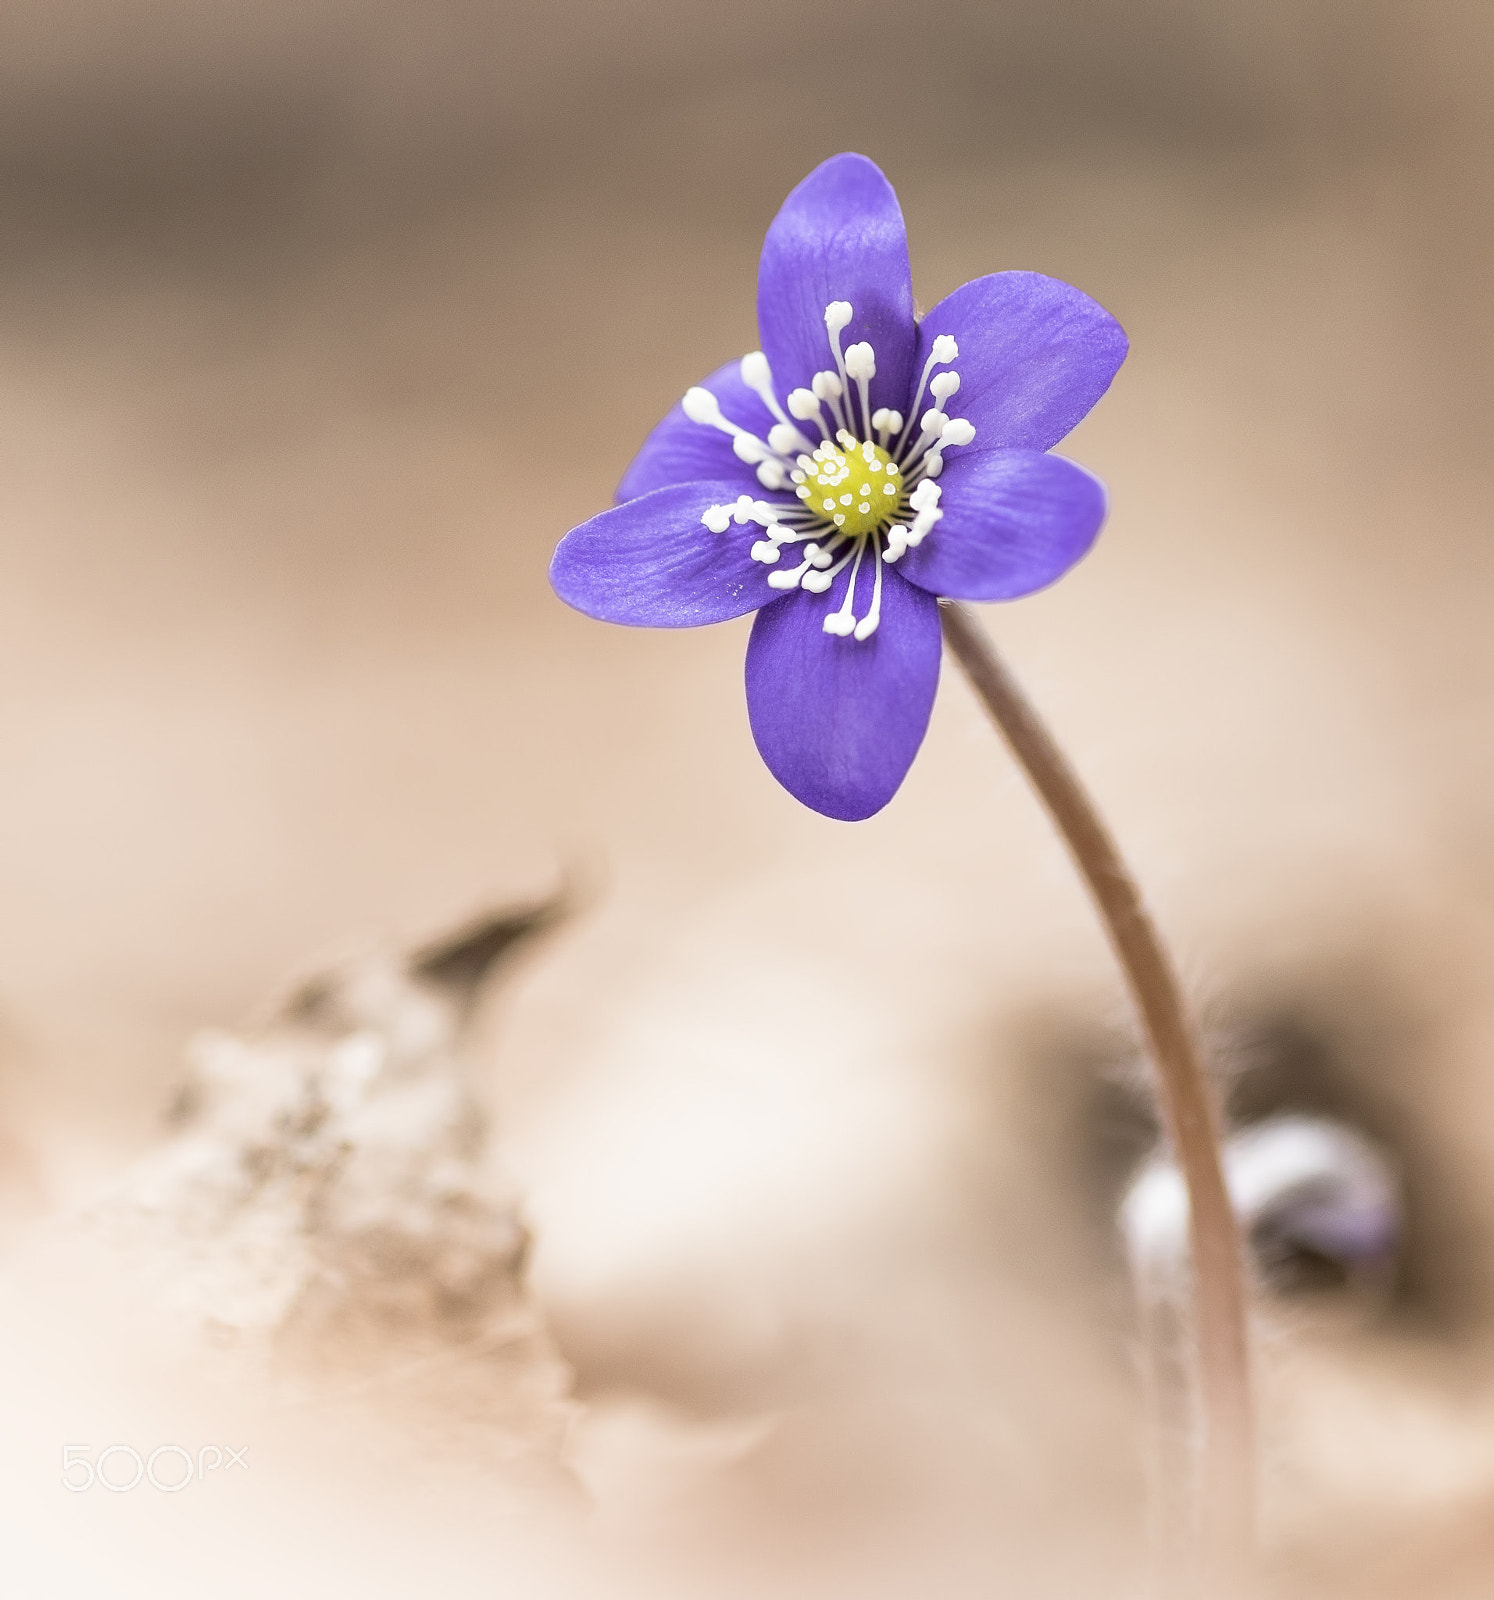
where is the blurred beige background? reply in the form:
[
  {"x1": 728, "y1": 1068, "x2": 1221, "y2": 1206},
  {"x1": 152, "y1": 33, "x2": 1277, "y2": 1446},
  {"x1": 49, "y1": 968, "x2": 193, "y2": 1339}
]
[{"x1": 2, "y1": 2, "x2": 1494, "y2": 1595}]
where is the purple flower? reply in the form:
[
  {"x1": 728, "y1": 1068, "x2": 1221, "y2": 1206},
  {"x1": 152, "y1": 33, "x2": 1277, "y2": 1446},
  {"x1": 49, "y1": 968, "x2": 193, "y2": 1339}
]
[{"x1": 551, "y1": 153, "x2": 1128, "y2": 821}]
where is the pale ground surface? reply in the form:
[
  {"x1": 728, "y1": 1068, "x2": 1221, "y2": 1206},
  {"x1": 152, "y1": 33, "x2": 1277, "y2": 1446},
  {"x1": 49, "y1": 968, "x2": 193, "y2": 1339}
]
[{"x1": 1, "y1": 3, "x2": 1494, "y2": 1595}]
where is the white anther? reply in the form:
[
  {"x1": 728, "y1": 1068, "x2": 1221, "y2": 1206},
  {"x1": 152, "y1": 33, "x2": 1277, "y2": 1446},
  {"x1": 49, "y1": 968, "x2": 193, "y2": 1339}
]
[
  {"x1": 894, "y1": 339, "x2": 959, "y2": 459},
  {"x1": 907, "y1": 499, "x2": 943, "y2": 544},
  {"x1": 922, "y1": 454, "x2": 944, "y2": 478},
  {"x1": 750, "y1": 539, "x2": 781, "y2": 563},
  {"x1": 732, "y1": 433, "x2": 768, "y2": 463},
  {"x1": 768, "y1": 422, "x2": 807, "y2": 456},
  {"x1": 930, "y1": 371, "x2": 961, "y2": 403},
  {"x1": 767, "y1": 567, "x2": 805, "y2": 589},
  {"x1": 803, "y1": 569, "x2": 834, "y2": 593},
  {"x1": 822, "y1": 611, "x2": 856, "y2": 636},
  {"x1": 731, "y1": 495, "x2": 755, "y2": 523},
  {"x1": 756, "y1": 461, "x2": 787, "y2": 489},
  {"x1": 786, "y1": 389, "x2": 827, "y2": 438},
  {"x1": 739, "y1": 349, "x2": 812, "y2": 446},
  {"x1": 739, "y1": 351, "x2": 773, "y2": 393},
  {"x1": 823, "y1": 301, "x2": 854, "y2": 335},
  {"x1": 883, "y1": 524, "x2": 909, "y2": 561},
  {"x1": 920, "y1": 409, "x2": 948, "y2": 436},
  {"x1": 909, "y1": 480, "x2": 942, "y2": 512},
  {"x1": 940, "y1": 418, "x2": 976, "y2": 447},
  {"x1": 811, "y1": 370, "x2": 846, "y2": 429},
  {"x1": 853, "y1": 614, "x2": 879, "y2": 641},
  {"x1": 843, "y1": 341, "x2": 876, "y2": 380},
  {"x1": 807, "y1": 544, "x2": 834, "y2": 569},
  {"x1": 702, "y1": 505, "x2": 732, "y2": 533},
  {"x1": 682, "y1": 387, "x2": 721, "y2": 424}
]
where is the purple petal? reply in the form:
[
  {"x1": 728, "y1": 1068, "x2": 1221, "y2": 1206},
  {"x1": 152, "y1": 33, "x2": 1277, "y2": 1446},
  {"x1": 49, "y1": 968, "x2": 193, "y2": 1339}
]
[
  {"x1": 895, "y1": 449, "x2": 1107, "y2": 602},
  {"x1": 757, "y1": 153, "x2": 916, "y2": 429},
  {"x1": 551, "y1": 480, "x2": 787, "y2": 627},
  {"x1": 917, "y1": 272, "x2": 1128, "y2": 452},
  {"x1": 616, "y1": 359, "x2": 771, "y2": 504},
  {"x1": 745, "y1": 562, "x2": 940, "y2": 821}
]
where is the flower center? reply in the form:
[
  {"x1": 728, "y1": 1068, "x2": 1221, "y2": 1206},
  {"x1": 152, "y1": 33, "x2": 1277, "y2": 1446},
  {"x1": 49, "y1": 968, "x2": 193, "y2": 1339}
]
[
  {"x1": 793, "y1": 437, "x2": 903, "y2": 539},
  {"x1": 687, "y1": 301, "x2": 977, "y2": 641}
]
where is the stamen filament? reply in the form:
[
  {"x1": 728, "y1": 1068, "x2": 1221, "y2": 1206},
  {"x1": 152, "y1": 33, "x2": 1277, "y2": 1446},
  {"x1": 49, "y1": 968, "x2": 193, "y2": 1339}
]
[
  {"x1": 823, "y1": 302, "x2": 855, "y2": 431},
  {"x1": 740, "y1": 352, "x2": 813, "y2": 451},
  {"x1": 893, "y1": 334, "x2": 958, "y2": 459},
  {"x1": 853, "y1": 537, "x2": 884, "y2": 640},
  {"x1": 821, "y1": 536, "x2": 867, "y2": 630}
]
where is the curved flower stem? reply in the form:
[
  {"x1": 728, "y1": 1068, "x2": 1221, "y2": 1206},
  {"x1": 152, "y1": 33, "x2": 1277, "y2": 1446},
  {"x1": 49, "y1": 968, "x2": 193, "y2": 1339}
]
[{"x1": 939, "y1": 600, "x2": 1254, "y2": 1571}]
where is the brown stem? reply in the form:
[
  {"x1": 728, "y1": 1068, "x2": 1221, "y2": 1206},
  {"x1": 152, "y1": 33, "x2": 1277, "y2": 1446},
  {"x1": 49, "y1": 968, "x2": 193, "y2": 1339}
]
[{"x1": 939, "y1": 600, "x2": 1254, "y2": 1568}]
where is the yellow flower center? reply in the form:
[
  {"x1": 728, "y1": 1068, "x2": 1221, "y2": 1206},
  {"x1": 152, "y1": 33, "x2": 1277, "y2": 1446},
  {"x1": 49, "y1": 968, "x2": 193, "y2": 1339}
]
[{"x1": 794, "y1": 439, "x2": 904, "y2": 540}]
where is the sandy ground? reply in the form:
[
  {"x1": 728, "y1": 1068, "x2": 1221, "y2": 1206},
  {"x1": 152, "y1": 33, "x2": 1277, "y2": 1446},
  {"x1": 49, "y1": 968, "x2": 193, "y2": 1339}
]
[{"x1": 2, "y1": 2, "x2": 1494, "y2": 1594}]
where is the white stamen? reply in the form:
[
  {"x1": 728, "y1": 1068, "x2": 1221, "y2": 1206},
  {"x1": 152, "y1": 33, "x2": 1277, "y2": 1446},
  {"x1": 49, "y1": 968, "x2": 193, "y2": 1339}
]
[
  {"x1": 756, "y1": 460, "x2": 788, "y2": 489},
  {"x1": 853, "y1": 539, "x2": 885, "y2": 639},
  {"x1": 682, "y1": 386, "x2": 721, "y2": 425},
  {"x1": 843, "y1": 339, "x2": 876, "y2": 439},
  {"x1": 684, "y1": 383, "x2": 791, "y2": 474},
  {"x1": 811, "y1": 370, "x2": 848, "y2": 432},
  {"x1": 787, "y1": 387, "x2": 832, "y2": 440},
  {"x1": 940, "y1": 418, "x2": 976, "y2": 448},
  {"x1": 738, "y1": 350, "x2": 772, "y2": 391},
  {"x1": 930, "y1": 370, "x2": 961, "y2": 405},
  {"x1": 821, "y1": 538, "x2": 867, "y2": 634},
  {"x1": 750, "y1": 539, "x2": 781, "y2": 564},
  {"x1": 768, "y1": 422, "x2": 806, "y2": 457},
  {"x1": 903, "y1": 479, "x2": 943, "y2": 545},
  {"x1": 894, "y1": 336, "x2": 959, "y2": 458},
  {"x1": 738, "y1": 353, "x2": 815, "y2": 455},
  {"x1": 843, "y1": 341, "x2": 876, "y2": 381},
  {"x1": 703, "y1": 494, "x2": 787, "y2": 534},
  {"x1": 822, "y1": 303, "x2": 857, "y2": 433}
]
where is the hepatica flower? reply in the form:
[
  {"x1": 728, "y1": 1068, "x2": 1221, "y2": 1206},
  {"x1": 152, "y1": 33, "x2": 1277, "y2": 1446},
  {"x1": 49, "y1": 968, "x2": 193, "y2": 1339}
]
[{"x1": 551, "y1": 153, "x2": 1128, "y2": 820}]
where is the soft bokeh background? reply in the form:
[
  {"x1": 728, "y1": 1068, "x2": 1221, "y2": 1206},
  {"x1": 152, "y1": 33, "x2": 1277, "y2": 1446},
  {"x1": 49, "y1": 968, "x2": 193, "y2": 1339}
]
[{"x1": 3, "y1": 2, "x2": 1494, "y2": 1595}]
